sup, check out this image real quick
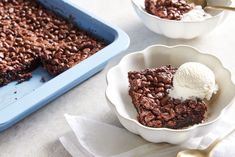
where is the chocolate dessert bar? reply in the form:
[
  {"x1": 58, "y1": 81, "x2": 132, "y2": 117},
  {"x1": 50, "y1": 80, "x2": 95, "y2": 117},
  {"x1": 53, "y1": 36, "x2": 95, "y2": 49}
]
[
  {"x1": 145, "y1": 0, "x2": 194, "y2": 20},
  {"x1": 0, "y1": 20, "x2": 40, "y2": 86},
  {"x1": 128, "y1": 65, "x2": 207, "y2": 129},
  {"x1": 0, "y1": 0, "x2": 105, "y2": 86}
]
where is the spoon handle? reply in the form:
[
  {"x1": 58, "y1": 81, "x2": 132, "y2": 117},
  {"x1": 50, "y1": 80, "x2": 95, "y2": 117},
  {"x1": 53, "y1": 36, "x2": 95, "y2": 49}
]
[
  {"x1": 206, "y1": 128, "x2": 235, "y2": 153},
  {"x1": 206, "y1": 5, "x2": 235, "y2": 11}
]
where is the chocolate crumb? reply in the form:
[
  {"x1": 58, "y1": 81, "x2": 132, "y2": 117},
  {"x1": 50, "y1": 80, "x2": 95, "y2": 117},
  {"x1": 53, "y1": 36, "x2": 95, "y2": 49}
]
[
  {"x1": 40, "y1": 76, "x2": 46, "y2": 83},
  {"x1": 17, "y1": 73, "x2": 32, "y2": 84}
]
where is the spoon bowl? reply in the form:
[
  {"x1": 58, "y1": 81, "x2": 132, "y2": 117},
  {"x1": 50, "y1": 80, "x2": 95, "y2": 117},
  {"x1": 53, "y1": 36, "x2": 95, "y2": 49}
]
[
  {"x1": 187, "y1": 0, "x2": 235, "y2": 11},
  {"x1": 177, "y1": 149, "x2": 208, "y2": 157},
  {"x1": 177, "y1": 128, "x2": 235, "y2": 157}
]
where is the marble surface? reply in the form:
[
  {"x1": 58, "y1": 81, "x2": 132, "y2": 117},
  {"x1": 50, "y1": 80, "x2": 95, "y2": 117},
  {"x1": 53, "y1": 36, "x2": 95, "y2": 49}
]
[{"x1": 0, "y1": 0, "x2": 235, "y2": 157}]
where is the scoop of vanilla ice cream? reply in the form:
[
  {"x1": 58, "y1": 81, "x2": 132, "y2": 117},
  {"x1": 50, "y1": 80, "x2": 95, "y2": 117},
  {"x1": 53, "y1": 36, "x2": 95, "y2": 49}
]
[{"x1": 169, "y1": 62, "x2": 218, "y2": 100}]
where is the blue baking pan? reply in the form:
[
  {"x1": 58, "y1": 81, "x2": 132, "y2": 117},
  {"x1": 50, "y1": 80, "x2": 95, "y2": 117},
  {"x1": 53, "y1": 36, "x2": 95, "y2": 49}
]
[{"x1": 0, "y1": 0, "x2": 130, "y2": 131}]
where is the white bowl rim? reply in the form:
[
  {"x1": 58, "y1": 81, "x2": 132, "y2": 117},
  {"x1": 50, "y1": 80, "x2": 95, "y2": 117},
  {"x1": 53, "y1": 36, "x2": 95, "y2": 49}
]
[
  {"x1": 106, "y1": 44, "x2": 235, "y2": 132},
  {"x1": 131, "y1": 0, "x2": 232, "y2": 23}
]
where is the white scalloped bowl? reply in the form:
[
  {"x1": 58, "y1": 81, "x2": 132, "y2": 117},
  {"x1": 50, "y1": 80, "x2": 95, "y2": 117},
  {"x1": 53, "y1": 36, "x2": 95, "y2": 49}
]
[
  {"x1": 106, "y1": 45, "x2": 235, "y2": 144},
  {"x1": 131, "y1": 0, "x2": 232, "y2": 39}
]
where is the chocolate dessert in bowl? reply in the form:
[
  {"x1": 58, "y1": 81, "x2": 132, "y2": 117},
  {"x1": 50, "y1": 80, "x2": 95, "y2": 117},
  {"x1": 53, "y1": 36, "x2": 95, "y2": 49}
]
[
  {"x1": 128, "y1": 62, "x2": 218, "y2": 129},
  {"x1": 106, "y1": 45, "x2": 235, "y2": 144},
  {"x1": 131, "y1": 0, "x2": 232, "y2": 39},
  {"x1": 145, "y1": 0, "x2": 212, "y2": 21}
]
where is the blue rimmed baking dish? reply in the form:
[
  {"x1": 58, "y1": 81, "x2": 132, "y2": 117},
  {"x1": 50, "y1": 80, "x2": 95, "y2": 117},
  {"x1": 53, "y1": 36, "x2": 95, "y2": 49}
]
[{"x1": 0, "y1": 0, "x2": 130, "y2": 131}]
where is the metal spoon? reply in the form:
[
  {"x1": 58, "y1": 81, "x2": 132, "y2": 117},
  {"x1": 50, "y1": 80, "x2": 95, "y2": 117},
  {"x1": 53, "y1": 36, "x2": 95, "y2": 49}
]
[
  {"x1": 177, "y1": 128, "x2": 235, "y2": 157},
  {"x1": 187, "y1": 0, "x2": 235, "y2": 11}
]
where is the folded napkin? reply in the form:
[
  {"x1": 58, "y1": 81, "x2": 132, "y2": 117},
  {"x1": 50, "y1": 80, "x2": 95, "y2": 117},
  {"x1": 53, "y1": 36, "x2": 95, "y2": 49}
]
[{"x1": 60, "y1": 105, "x2": 235, "y2": 157}]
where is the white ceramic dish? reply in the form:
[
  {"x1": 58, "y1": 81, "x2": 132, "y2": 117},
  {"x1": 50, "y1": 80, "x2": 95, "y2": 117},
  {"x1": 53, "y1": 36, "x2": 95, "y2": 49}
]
[
  {"x1": 106, "y1": 45, "x2": 235, "y2": 144},
  {"x1": 131, "y1": 0, "x2": 232, "y2": 39}
]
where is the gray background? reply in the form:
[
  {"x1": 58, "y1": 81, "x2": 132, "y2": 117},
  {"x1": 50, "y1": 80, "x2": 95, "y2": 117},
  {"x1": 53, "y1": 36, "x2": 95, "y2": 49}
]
[{"x1": 0, "y1": 0, "x2": 235, "y2": 156}]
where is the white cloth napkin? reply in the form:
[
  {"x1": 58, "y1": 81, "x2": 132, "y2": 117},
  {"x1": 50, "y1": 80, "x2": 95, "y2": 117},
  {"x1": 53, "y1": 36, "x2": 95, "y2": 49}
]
[{"x1": 60, "y1": 105, "x2": 235, "y2": 157}]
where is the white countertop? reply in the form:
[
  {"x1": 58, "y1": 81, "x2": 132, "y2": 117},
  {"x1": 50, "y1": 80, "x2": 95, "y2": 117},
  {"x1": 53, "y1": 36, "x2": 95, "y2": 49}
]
[{"x1": 0, "y1": 0, "x2": 235, "y2": 157}]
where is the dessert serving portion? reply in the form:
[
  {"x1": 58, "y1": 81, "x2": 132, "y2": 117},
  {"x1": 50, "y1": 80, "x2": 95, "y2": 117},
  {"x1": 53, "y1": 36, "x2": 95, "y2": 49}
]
[
  {"x1": 132, "y1": 0, "x2": 231, "y2": 39},
  {"x1": 106, "y1": 45, "x2": 235, "y2": 143},
  {"x1": 0, "y1": 0, "x2": 105, "y2": 86},
  {"x1": 128, "y1": 63, "x2": 218, "y2": 129},
  {"x1": 145, "y1": 0, "x2": 212, "y2": 21}
]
